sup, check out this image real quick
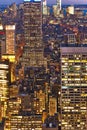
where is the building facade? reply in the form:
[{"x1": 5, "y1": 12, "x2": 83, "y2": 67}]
[
  {"x1": 42, "y1": 0, "x2": 49, "y2": 15},
  {"x1": 5, "y1": 25, "x2": 15, "y2": 54},
  {"x1": 49, "y1": 96, "x2": 57, "y2": 116},
  {"x1": 56, "y1": 0, "x2": 61, "y2": 15},
  {"x1": 4, "y1": 114, "x2": 42, "y2": 130},
  {"x1": 0, "y1": 60, "x2": 10, "y2": 122},
  {"x1": 61, "y1": 46, "x2": 87, "y2": 130},
  {"x1": 0, "y1": 25, "x2": 5, "y2": 58},
  {"x1": 20, "y1": 0, "x2": 46, "y2": 67}
]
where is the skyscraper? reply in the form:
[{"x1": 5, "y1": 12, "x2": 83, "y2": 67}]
[
  {"x1": 57, "y1": 0, "x2": 61, "y2": 10},
  {"x1": 0, "y1": 25, "x2": 5, "y2": 58},
  {"x1": 56, "y1": 0, "x2": 61, "y2": 14},
  {"x1": 20, "y1": 0, "x2": 46, "y2": 67},
  {"x1": 53, "y1": 0, "x2": 61, "y2": 17},
  {"x1": 5, "y1": 25, "x2": 15, "y2": 54},
  {"x1": 43, "y1": 0, "x2": 47, "y2": 6},
  {"x1": 61, "y1": 45, "x2": 87, "y2": 130},
  {"x1": 0, "y1": 60, "x2": 10, "y2": 122},
  {"x1": 42, "y1": 0, "x2": 49, "y2": 15}
]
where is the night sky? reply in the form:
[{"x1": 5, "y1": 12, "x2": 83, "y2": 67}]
[{"x1": 0, "y1": 0, "x2": 87, "y2": 5}]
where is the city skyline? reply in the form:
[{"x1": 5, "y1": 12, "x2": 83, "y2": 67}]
[
  {"x1": 0, "y1": 0, "x2": 87, "y2": 5},
  {"x1": 0, "y1": 0, "x2": 87, "y2": 129}
]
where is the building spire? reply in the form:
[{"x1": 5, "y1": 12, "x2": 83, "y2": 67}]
[{"x1": 43, "y1": 0, "x2": 47, "y2": 6}]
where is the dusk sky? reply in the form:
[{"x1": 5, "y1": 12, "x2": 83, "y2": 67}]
[{"x1": 0, "y1": 0, "x2": 87, "y2": 5}]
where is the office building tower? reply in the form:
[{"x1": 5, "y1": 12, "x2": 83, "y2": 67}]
[
  {"x1": 43, "y1": 0, "x2": 48, "y2": 15},
  {"x1": 0, "y1": 25, "x2": 5, "y2": 58},
  {"x1": 43, "y1": 5, "x2": 48, "y2": 16},
  {"x1": 20, "y1": 0, "x2": 46, "y2": 67},
  {"x1": 2, "y1": 54, "x2": 16, "y2": 82},
  {"x1": 10, "y1": 3, "x2": 18, "y2": 17},
  {"x1": 0, "y1": 60, "x2": 10, "y2": 122},
  {"x1": 57, "y1": 0, "x2": 61, "y2": 10},
  {"x1": 2, "y1": 25, "x2": 16, "y2": 82},
  {"x1": 43, "y1": 0, "x2": 47, "y2": 6},
  {"x1": 53, "y1": 0, "x2": 61, "y2": 17},
  {"x1": 53, "y1": 5, "x2": 58, "y2": 17},
  {"x1": 5, "y1": 25, "x2": 15, "y2": 54},
  {"x1": 67, "y1": 6, "x2": 74, "y2": 15},
  {"x1": 61, "y1": 45, "x2": 87, "y2": 130},
  {"x1": 56, "y1": 0, "x2": 61, "y2": 15}
]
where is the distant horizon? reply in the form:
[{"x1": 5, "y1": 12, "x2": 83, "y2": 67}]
[
  {"x1": 0, "y1": 3, "x2": 87, "y2": 6},
  {"x1": 0, "y1": 0, "x2": 87, "y2": 5}
]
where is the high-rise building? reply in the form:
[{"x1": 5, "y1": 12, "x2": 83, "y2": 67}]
[
  {"x1": 0, "y1": 25, "x2": 5, "y2": 58},
  {"x1": 61, "y1": 45, "x2": 87, "y2": 130},
  {"x1": 57, "y1": 0, "x2": 61, "y2": 10},
  {"x1": 42, "y1": 0, "x2": 49, "y2": 15},
  {"x1": 2, "y1": 54, "x2": 16, "y2": 82},
  {"x1": 23, "y1": 0, "x2": 42, "y2": 48},
  {"x1": 53, "y1": 5, "x2": 60, "y2": 17},
  {"x1": 56, "y1": 0, "x2": 61, "y2": 14},
  {"x1": 53, "y1": 0, "x2": 61, "y2": 17},
  {"x1": 5, "y1": 25, "x2": 15, "y2": 54},
  {"x1": 0, "y1": 60, "x2": 10, "y2": 122},
  {"x1": 67, "y1": 6, "x2": 75, "y2": 15},
  {"x1": 2, "y1": 25, "x2": 16, "y2": 83},
  {"x1": 43, "y1": 5, "x2": 48, "y2": 16},
  {"x1": 20, "y1": 0, "x2": 46, "y2": 67},
  {"x1": 43, "y1": 0, "x2": 47, "y2": 6}
]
